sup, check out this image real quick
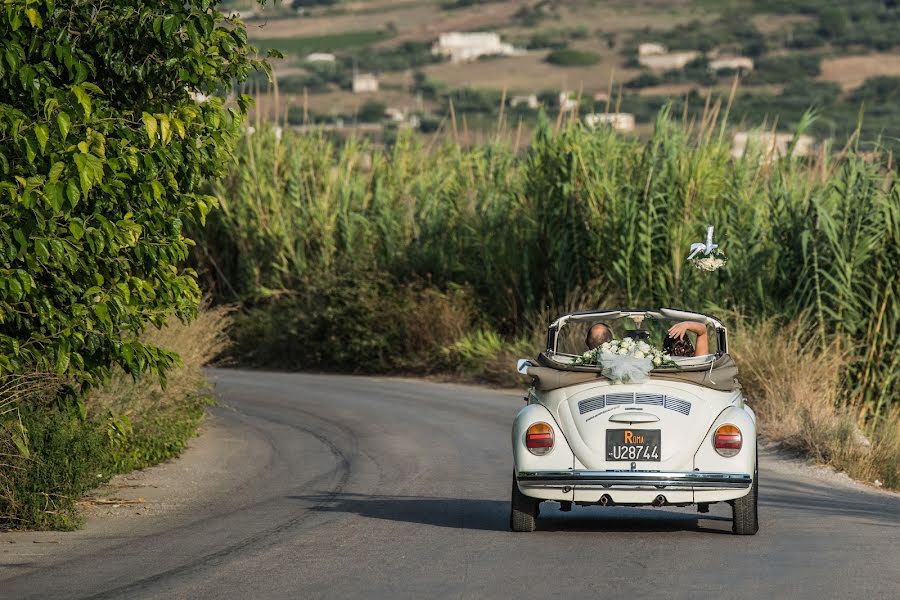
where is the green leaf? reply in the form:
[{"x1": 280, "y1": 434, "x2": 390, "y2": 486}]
[
  {"x1": 26, "y1": 8, "x2": 42, "y2": 28},
  {"x1": 48, "y1": 161, "x2": 65, "y2": 182},
  {"x1": 94, "y1": 302, "x2": 111, "y2": 326},
  {"x1": 57, "y1": 111, "x2": 71, "y2": 141},
  {"x1": 12, "y1": 426, "x2": 29, "y2": 459},
  {"x1": 55, "y1": 346, "x2": 70, "y2": 375},
  {"x1": 34, "y1": 238, "x2": 49, "y2": 262},
  {"x1": 72, "y1": 85, "x2": 91, "y2": 117},
  {"x1": 45, "y1": 182, "x2": 65, "y2": 212},
  {"x1": 69, "y1": 221, "x2": 85, "y2": 240},
  {"x1": 65, "y1": 179, "x2": 80, "y2": 208},
  {"x1": 23, "y1": 136, "x2": 35, "y2": 164},
  {"x1": 7, "y1": 277, "x2": 22, "y2": 301},
  {"x1": 159, "y1": 116, "x2": 171, "y2": 145},
  {"x1": 33, "y1": 125, "x2": 49, "y2": 155},
  {"x1": 73, "y1": 152, "x2": 104, "y2": 194},
  {"x1": 162, "y1": 15, "x2": 178, "y2": 37},
  {"x1": 142, "y1": 112, "x2": 158, "y2": 147}
]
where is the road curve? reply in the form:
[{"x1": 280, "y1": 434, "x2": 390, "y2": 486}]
[{"x1": 3, "y1": 370, "x2": 899, "y2": 599}]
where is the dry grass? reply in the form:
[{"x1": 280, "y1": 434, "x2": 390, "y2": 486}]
[
  {"x1": 87, "y1": 306, "x2": 232, "y2": 421},
  {"x1": 819, "y1": 53, "x2": 900, "y2": 92},
  {"x1": 423, "y1": 51, "x2": 637, "y2": 94},
  {"x1": 733, "y1": 320, "x2": 900, "y2": 490}
]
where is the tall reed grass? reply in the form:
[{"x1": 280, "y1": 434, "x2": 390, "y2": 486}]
[{"x1": 195, "y1": 107, "x2": 898, "y2": 428}]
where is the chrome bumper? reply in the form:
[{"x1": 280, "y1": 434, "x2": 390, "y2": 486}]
[{"x1": 517, "y1": 470, "x2": 752, "y2": 491}]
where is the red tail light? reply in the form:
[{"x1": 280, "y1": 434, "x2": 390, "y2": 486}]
[
  {"x1": 714, "y1": 424, "x2": 742, "y2": 457},
  {"x1": 525, "y1": 422, "x2": 554, "y2": 455}
]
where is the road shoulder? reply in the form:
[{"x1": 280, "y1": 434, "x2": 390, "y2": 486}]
[{"x1": 0, "y1": 410, "x2": 272, "y2": 573}]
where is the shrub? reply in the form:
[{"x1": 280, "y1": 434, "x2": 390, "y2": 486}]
[
  {"x1": 747, "y1": 54, "x2": 822, "y2": 84},
  {"x1": 228, "y1": 269, "x2": 476, "y2": 372},
  {"x1": 1, "y1": 307, "x2": 229, "y2": 529},
  {"x1": 358, "y1": 100, "x2": 387, "y2": 123},
  {"x1": 0, "y1": 1, "x2": 262, "y2": 388},
  {"x1": 545, "y1": 49, "x2": 601, "y2": 67}
]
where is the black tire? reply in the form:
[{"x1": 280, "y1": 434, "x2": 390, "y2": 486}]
[
  {"x1": 731, "y1": 449, "x2": 759, "y2": 535},
  {"x1": 509, "y1": 474, "x2": 539, "y2": 532}
]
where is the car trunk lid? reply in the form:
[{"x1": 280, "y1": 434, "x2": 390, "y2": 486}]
[{"x1": 555, "y1": 383, "x2": 728, "y2": 472}]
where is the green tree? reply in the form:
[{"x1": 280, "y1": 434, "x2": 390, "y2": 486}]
[
  {"x1": 358, "y1": 100, "x2": 387, "y2": 123},
  {"x1": 0, "y1": 1, "x2": 266, "y2": 389}
]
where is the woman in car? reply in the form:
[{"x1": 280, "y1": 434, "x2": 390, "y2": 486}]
[{"x1": 664, "y1": 321, "x2": 709, "y2": 356}]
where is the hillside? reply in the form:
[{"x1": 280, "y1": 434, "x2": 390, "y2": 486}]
[{"x1": 231, "y1": 0, "x2": 900, "y2": 150}]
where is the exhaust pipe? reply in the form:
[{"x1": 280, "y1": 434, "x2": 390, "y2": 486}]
[
  {"x1": 652, "y1": 494, "x2": 667, "y2": 507},
  {"x1": 599, "y1": 494, "x2": 613, "y2": 506}
]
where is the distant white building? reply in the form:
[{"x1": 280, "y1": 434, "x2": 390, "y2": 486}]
[
  {"x1": 593, "y1": 91, "x2": 610, "y2": 103},
  {"x1": 710, "y1": 56, "x2": 754, "y2": 72},
  {"x1": 731, "y1": 131, "x2": 816, "y2": 161},
  {"x1": 584, "y1": 112, "x2": 636, "y2": 132},
  {"x1": 558, "y1": 91, "x2": 578, "y2": 112},
  {"x1": 431, "y1": 32, "x2": 517, "y2": 64},
  {"x1": 509, "y1": 94, "x2": 539, "y2": 109},
  {"x1": 352, "y1": 73, "x2": 379, "y2": 93},
  {"x1": 638, "y1": 50, "x2": 700, "y2": 70},
  {"x1": 305, "y1": 52, "x2": 336, "y2": 63},
  {"x1": 638, "y1": 43, "x2": 667, "y2": 56},
  {"x1": 384, "y1": 107, "x2": 405, "y2": 122}
]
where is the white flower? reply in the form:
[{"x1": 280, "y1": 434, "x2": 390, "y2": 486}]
[
  {"x1": 637, "y1": 341, "x2": 650, "y2": 352},
  {"x1": 617, "y1": 348, "x2": 628, "y2": 355},
  {"x1": 693, "y1": 255, "x2": 727, "y2": 272},
  {"x1": 634, "y1": 351, "x2": 645, "y2": 359},
  {"x1": 652, "y1": 356, "x2": 662, "y2": 366}
]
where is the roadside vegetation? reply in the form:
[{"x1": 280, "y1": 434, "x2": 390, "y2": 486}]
[
  {"x1": 193, "y1": 105, "x2": 899, "y2": 490},
  {"x1": 0, "y1": 308, "x2": 230, "y2": 529},
  {"x1": 0, "y1": 1, "x2": 261, "y2": 529}
]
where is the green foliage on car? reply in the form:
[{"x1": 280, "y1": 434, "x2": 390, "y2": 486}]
[{"x1": 0, "y1": 1, "x2": 267, "y2": 389}]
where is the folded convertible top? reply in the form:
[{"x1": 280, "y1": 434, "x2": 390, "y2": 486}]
[{"x1": 527, "y1": 353, "x2": 740, "y2": 392}]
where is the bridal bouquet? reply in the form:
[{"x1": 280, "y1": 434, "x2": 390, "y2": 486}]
[
  {"x1": 687, "y1": 225, "x2": 727, "y2": 272},
  {"x1": 691, "y1": 252, "x2": 728, "y2": 272},
  {"x1": 573, "y1": 338, "x2": 677, "y2": 383}
]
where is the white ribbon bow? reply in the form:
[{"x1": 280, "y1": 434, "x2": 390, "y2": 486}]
[{"x1": 687, "y1": 226, "x2": 718, "y2": 260}]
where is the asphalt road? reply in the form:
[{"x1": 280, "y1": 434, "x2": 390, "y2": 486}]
[{"x1": 3, "y1": 370, "x2": 899, "y2": 599}]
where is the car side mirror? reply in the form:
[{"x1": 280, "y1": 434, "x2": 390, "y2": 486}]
[{"x1": 516, "y1": 359, "x2": 533, "y2": 375}]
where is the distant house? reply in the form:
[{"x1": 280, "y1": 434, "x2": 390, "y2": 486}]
[
  {"x1": 638, "y1": 43, "x2": 666, "y2": 56},
  {"x1": 638, "y1": 50, "x2": 700, "y2": 70},
  {"x1": 189, "y1": 90, "x2": 209, "y2": 104},
  {"x1": 592, "y1": 91, "x2": 610, "y2": 103},
  {"x1": 352, "y1": 73, "x2": 379, "y2": 93},
  {"x1": 584, "y1": 112, "x2": 636, "y2": 132},
  {"x1": 384, "y1": 107, "x2": 405, "y2": 122},
  {"x1": 509, "y1": 94, "x2": 539, "y2": 109},
  {"x1": 431, "y1": 32, "x2": 517, "y2": 64},
  {"x1": 731, "y1": 131, "x2": 816, "y2": 161},
  {"x1": 227, "y1": 10, "x2": 257, "y2": 20},
  {"x1": 709, "y1": 56, "x2": 754, "y2": 73},
  {"x1": 305, "y1": 52, "x2": 336, "y2": 63},
  {"x1": 558, "y1": 91, "x2": 578, "y2": 112}
]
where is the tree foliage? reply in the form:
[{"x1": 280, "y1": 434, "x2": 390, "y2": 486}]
[{"x1": 0, "y1": 1, "x2": 265, "y2": 388}]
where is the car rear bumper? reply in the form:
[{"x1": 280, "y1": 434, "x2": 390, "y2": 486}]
[{"x1": 516, "y1": 470, "x2": 752, "y2": 491}]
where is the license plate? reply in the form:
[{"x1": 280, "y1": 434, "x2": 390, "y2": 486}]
[{"x1": 606, "y1": 429, "x2": 661, "y2": 461}]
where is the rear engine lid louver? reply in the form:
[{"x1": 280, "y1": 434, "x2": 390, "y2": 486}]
[{"x1": 578, "y1": 393, "x2": 691, "y2": 416}]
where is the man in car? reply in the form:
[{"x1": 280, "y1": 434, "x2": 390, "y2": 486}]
[{"x1": 585, "y1": 323, "x2": 613, "y2": 350}]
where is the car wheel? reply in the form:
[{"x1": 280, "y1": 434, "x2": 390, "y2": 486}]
[
  {"x1": 731, "y1": 449, "x2": 759, "y2": 535},
  {"x1": 510, "y1": 474, "x2": 539, "y2": 532}
]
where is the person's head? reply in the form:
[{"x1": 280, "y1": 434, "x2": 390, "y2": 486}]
[
  {"x1": 585, "y1": 323, "x2": 612, "y2": 349},
  {"x1": 663, "y1": 334, "x2": 695, "y2": 357}
]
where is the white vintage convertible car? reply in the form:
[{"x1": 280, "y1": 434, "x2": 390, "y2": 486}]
[{"x1": 511, "y1": 308, "x2": 758, "y2": 534}]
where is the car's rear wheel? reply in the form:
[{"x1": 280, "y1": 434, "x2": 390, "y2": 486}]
[
  {"x1": 731, "y1": 449, "x2": 759, "y2": 535},
  {"x1": 510, "y1": 474, "x2": 539, "y2": 532}
]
